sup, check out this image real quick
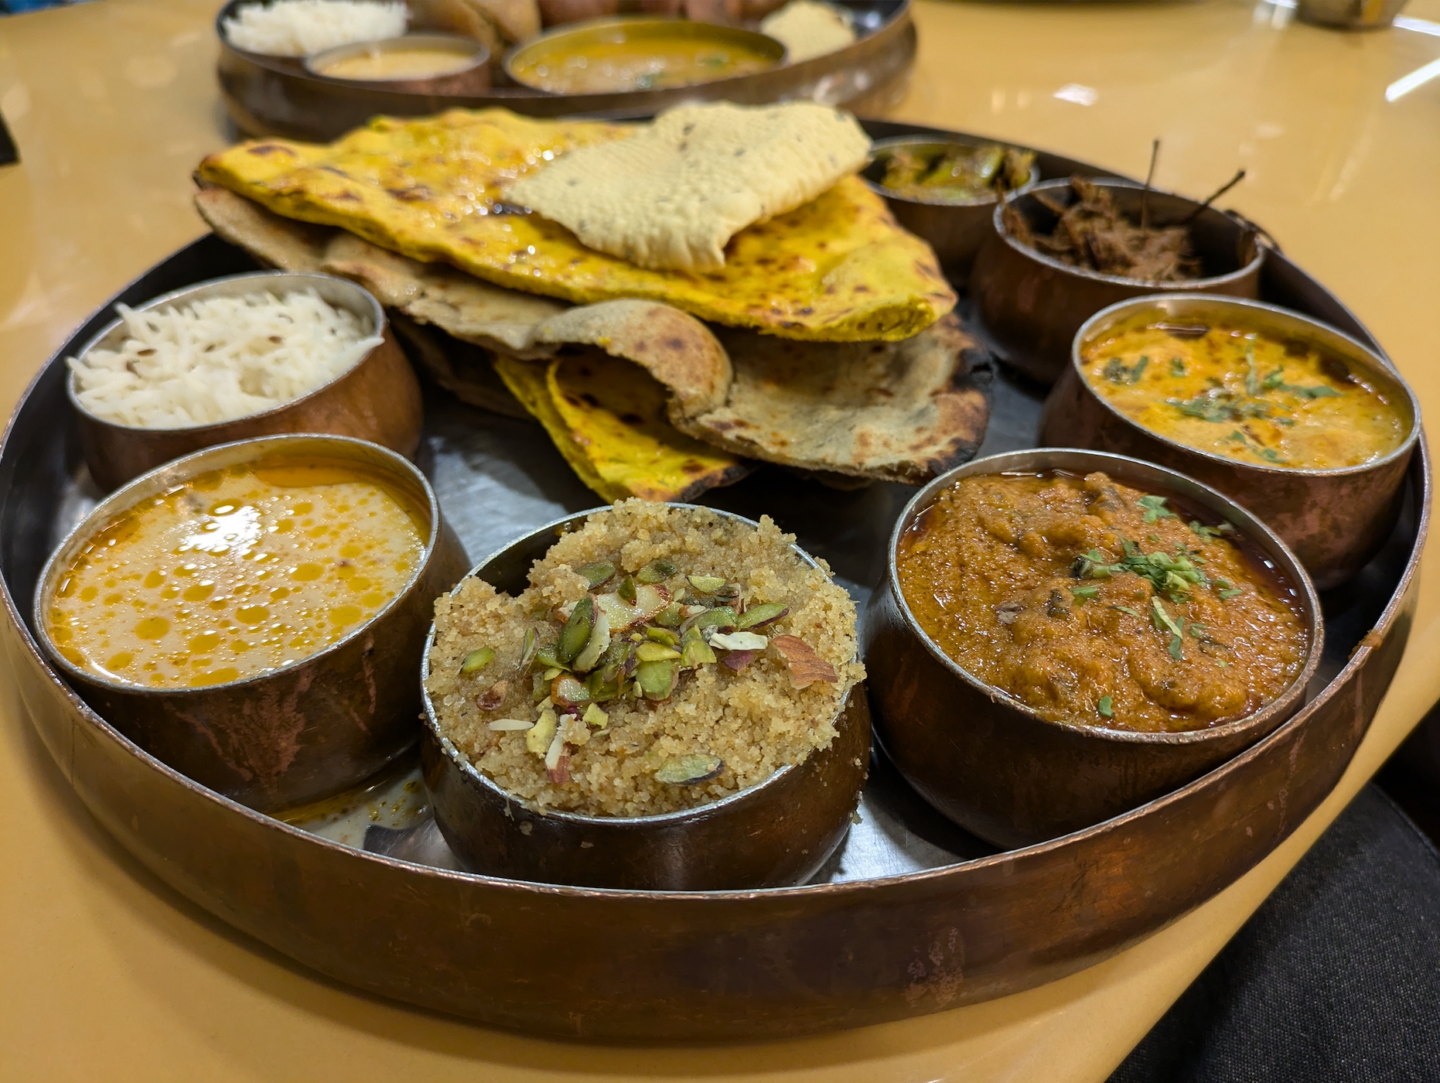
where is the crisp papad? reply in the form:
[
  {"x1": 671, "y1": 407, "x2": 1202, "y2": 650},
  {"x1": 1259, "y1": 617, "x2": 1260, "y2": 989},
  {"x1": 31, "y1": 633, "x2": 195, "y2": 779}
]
[
  {"x1": 684, "y1": 316, "x2": 992, "y2": 484},
  {"x1": 196, "y1": 108, "x2": 955, "y2": 341}
]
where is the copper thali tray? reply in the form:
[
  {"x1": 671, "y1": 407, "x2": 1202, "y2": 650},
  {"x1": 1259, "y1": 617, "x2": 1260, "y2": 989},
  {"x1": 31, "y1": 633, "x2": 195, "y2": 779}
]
[
  {"x1": 0, "y1": 122, "x2": 1428, "y2": 1042},
  {"x1": 217, "y1": 0, "x2": 917, "y2": 141}
]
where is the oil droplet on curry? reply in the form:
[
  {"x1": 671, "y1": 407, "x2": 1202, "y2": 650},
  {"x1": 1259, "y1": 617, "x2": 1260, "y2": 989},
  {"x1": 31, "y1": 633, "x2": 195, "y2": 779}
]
[
  {"x1": 1081, "y1": 316, "x2": 1409, "y2": 469},
  {"x1": 896, "y1": 471, "x2": 1308, "y2": 733},
  {"x1": 47, "y1": 456, "x2": 426, "y2": 688}
]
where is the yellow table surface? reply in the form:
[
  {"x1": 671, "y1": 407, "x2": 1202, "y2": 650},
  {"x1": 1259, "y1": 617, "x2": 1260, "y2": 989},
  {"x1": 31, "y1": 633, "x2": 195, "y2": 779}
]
[{"x1": 3, "y1": 1, "x2": 1439, "y2": 1078}]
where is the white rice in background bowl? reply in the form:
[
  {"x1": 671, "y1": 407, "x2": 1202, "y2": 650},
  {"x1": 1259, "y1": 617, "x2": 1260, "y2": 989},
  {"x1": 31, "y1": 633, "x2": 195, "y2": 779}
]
[
  {"x1": 223, "y1": 0, "x2": 409, "y2": 57},
  {"x1": 67, "y1": 289, "x2": 384, "y2": 430}
]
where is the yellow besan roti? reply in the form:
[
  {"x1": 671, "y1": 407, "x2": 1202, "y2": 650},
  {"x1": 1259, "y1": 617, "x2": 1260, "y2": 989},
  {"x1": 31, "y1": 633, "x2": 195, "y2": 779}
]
[
  {"x1": 196, "y1": 108, "x2": 955, "y2": 342},
  {"x1": 507, "y1": 102, "x2": 872, "y2": 272}
]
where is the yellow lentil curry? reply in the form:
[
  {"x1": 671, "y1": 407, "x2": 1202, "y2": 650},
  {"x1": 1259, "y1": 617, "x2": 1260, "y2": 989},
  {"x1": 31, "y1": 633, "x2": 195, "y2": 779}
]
[
  {"x1": 1082, "y1": 314, "x2": 1410, "y2": 470},
  {"x1": 317, "y1": 47, "x2": 478, "y2": 82},
  {"x1": 509, "y1": 36, "x2": 777, "y2": 95},
  {"x1": 47, "y1": 456, "x2": 426, "y2": 688},
  {"x1": 896, "y1": 471, "x2": 1308, "y2": 733}
]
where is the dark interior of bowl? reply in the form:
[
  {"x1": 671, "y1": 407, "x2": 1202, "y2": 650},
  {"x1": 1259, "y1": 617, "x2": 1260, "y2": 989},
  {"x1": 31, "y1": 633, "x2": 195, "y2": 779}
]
[{"x1": 1007, "y1": 182, "x2": 1258, "y2": 281}]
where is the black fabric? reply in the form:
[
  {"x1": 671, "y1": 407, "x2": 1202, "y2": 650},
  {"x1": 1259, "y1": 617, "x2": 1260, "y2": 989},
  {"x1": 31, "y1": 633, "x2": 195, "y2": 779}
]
[
  {"x1": 1110, "y1": 784, "x2": 1440, "y2": 1083},
  {"x1": 0, "y1": 107, "x2": 15, "y2": 168}
]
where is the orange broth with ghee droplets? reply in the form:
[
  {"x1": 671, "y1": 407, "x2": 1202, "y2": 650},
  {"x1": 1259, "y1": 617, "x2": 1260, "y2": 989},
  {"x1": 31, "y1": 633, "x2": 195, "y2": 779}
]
[
  {"x1": 47, "y1": 456, "x2": 426, "y2": 688},
  {"x1": 895, "y1": 471, "x2": 1308, "y2": 733}
]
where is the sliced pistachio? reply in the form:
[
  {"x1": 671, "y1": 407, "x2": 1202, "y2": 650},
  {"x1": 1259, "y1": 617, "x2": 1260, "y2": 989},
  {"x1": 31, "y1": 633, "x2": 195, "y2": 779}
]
[
  {"x1": 688, "y1": 606, "x2": 738, "y2": 637},
  {"x1": 687, "y1": 574, "x2": 726, "y2": 594},
  {"x1": 585, "y1": 668, "x2": 621, "y2": 703},
  {"x1": 525, "y1": 708, "x2": 557, "y2": 756},
  {"x1": 531, "y1": 671, "x2": 549, "y2": 702},
  {"x1": 583, "y1": 703, "x2": 609, "y2": 729},
  {"x1": 575, "y1": 561, "x2": 616, "y2": 590},
  {"x1": 517, "y1": 627, "x2": 539, "y2": 672},
  {"x1": 459, "y1": 647, "x2": 494, "y2": 676},
  {"x1": 646, "y1": 626, "x2": 679, "y2": 648},
  {"x1": 681, "y1": 635, "x2": 717, "y2": 668},
  {"x1": 617, "y1": 575, "x2": 637, "y2": 603},
  {"x1": 556, "y1": 596, "x2": 594, "y2": 665},
  {"x1": 636, "y1": 558, "x2": 678, "y2": 585},
  {"x1": 736, "y1": 603, "x2": 788, "y2": 631},
  {"x1": 542, "y1": 666, "x2": 562, "y2": 681},
  {"x1": 709, "y1": 630, "x2": 767, "y2": 652},
  {"x1": 714, "y1": 584, "x2": 741, "y2": 604},
  {"x1": 720, "y1": 648, "x2": 757, "y2": 672},
  {"x1": 654, "y1": 602, "x2": 684, "y2": 628},
  {"x1": 636, "y1": 642, "x2": 682, "y2": 662},
  {"x1": 635, "y1": 658, "x2": 679, "y2": 701},
  {"x1": 551, "y1": 674, "x2": 591, "y2": 712},
  {"x1": 488, "y1": 719, "x2": 534, "y2": 732},
  {"x1": 534, "y1": 643, "x2": 567, "y2": 672},
  {"x1": 655, "y1": 754, "x2": 724, "y2": 785},
  {"x1": 680, "y1": 604, "x2": 708, "y2": 620},
  {"x1": 571, "y1": 611, "x2": 612, "y2": 673}
]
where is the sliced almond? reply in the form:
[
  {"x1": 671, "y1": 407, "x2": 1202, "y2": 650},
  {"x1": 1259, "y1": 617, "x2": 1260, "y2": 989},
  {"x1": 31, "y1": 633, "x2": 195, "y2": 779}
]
[{"x1": 769, "y1": 635, "x2": 839, "y2": 689}]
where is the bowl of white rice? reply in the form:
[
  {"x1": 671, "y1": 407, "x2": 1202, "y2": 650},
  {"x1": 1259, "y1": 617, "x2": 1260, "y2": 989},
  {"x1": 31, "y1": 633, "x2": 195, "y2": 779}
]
[
  {"x1": 67, "y1": 271, "x2": 423, "y2": 491},
  {"x1": 221, "y1": 0, "x2": 410, "y2": 59}
]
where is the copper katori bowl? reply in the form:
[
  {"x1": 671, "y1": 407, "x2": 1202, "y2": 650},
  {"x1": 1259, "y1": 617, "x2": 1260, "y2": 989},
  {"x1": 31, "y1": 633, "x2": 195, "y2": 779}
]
[
  {"x1": 1040, "y1": 294, "x2": 1421, "y2": 590},
  {"x1": 67, "y1": 271, "x2": 423, "y2": 492},
  {"x1": 420, "y1": 506, "x2": 871, "y2": 891},
  {"x1": 862, "y1": 448, "x2": 1323, "y2": 848},
  {"x1": 969, "y1": 179, "x2": 1265, "y2": 385},
  {"x1": 34, "y1": 434, "x2": 469, "y2": 812},
  {"x1": 861, "y1": 134, "x2": 1041, "y2": 280}
]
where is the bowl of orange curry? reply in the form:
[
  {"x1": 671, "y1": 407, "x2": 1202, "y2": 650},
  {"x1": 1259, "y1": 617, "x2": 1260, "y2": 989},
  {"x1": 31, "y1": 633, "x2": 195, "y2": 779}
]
[
  {"x1": 862, "y1": 447, "x2": 1322, "y2": 847},
  {"x1": 1041, "y1": 295, "x2": 1420, "y2": 589}
]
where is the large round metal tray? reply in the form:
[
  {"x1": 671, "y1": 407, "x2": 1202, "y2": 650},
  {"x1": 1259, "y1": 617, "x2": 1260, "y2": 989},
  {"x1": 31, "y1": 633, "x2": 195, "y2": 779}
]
[
  {"x1": 217, "y1": 0, "x2": 916, "y2": 141},
  {"x1": 0, "y1": 124, "x2": 1427, "y2": 1043}
]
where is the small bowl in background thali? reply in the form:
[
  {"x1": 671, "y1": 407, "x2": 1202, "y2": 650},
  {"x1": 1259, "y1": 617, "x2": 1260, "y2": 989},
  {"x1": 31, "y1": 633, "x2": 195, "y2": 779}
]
[
  {"x1": 68, "y1": 271, "x2": 424, "y2": 493},
  {"x1": 503, "y1": 16, "x2": 786, "y2": 95},
  {"x1": 862, "y1": 448, "x2": 1323, "y2": 849},
  {"x1": 1040, "y1": 294, "x2": 1421, "y2": 590},
  {"x1": 34, "y1": 434, "x2": 470, "y2": 813},
  {"x1": 969, "y1": 178, "x2": 1265, "y2": 385},
  {"x1": 861, "y1": 135, "x2": 1041, "y2": 280},
  {"x1": 420, "y1": 507, "x2": 871, "y2": 891},
  {"x1": 305, "y1": 33, "x2": 492, "y2": 94}
]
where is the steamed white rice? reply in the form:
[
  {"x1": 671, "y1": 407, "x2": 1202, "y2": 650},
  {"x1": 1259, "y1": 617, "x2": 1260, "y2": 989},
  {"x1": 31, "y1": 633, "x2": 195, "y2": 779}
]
[
  {"x1": 223, "y1": 0, "x2": 409, "y2": 57},
  {"x1": 68, "y1": 289, "x2": 383, "y2": 430}
]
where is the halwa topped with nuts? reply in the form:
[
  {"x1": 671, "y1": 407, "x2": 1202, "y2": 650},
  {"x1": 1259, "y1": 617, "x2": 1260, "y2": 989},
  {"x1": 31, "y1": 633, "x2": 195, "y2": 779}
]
[
  {"x1": 896, "y1": 471, "x2": 1309, "y2": 733},
  {"x1": 425, "y1": 501, "x2": 864, "y2": 817}
]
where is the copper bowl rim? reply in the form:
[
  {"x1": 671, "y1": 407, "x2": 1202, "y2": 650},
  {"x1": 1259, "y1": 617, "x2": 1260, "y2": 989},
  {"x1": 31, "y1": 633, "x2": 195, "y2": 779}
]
[
  {"x1": 501, "y1": 15, "x2": 789, "y2": 96},
  {"x1": 1070, "y1": 292, "x2": 1423, "y2": 480},
  {"x1": 420, "y1": 503, "x2": 861, "y2": 827},
  {"x1": 302, "y1": 33, "x2": 491, "y2": 84},
  {"x1": 884, "y1": 447, "x2": 1325, "y2": 747},
  {"x1": 990, "y1": 177, "x2": 1266, "y2": 290},
  {"x1": 33, "y1": 432, "x2": 444, "y2": 699},
  {"x1": 861, "y1": 134, "x2": 1041, "y2": 209},
  {"x1": 65, "y1": 271, "x2": 390, "y2": 438}
]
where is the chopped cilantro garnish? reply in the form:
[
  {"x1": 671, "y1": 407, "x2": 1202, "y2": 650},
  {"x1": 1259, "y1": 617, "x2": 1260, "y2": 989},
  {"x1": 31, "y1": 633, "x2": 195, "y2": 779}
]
[
  {"x1": 1190, "y1": 519, "x2": 1235, "y2": 540},
  {"x1": 1071, "y1": 585, "x2": 1099, "y2": 603},
  {"x1": 1112, "y1": 605, "x2": 1144, "y2": 619},
  {"x1": 1219, "y1": 587, "x2": 1243, "y2": 599},
  {"x1": 1097, "y1": 695, "x2": 1114, "y2": 718},
  {"x1": 1130, "y1": 356, "x2": 1150, "y2": 383},
  {"x1": 1138, "y1": 494, "x2": 1177, "y2": 524},
  {"x1": 1170, "y1": 357, "x2": 1186, "y2": 377}
]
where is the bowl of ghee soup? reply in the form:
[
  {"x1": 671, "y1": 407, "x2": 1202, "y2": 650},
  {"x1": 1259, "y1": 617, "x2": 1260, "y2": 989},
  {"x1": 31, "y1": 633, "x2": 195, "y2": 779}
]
[
  {"x1": 35, "y1": 433, "x2": 468, "y2": 812},
  {"x1": 1040, "y1": 295, "x2": 1420, "y2": 589}
]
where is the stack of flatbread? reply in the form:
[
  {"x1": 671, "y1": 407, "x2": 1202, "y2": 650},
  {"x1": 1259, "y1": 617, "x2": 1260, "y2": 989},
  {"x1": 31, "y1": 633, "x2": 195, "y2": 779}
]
[{"x1": 195, "y1": 101, "x2": 992, "y2": 502}]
